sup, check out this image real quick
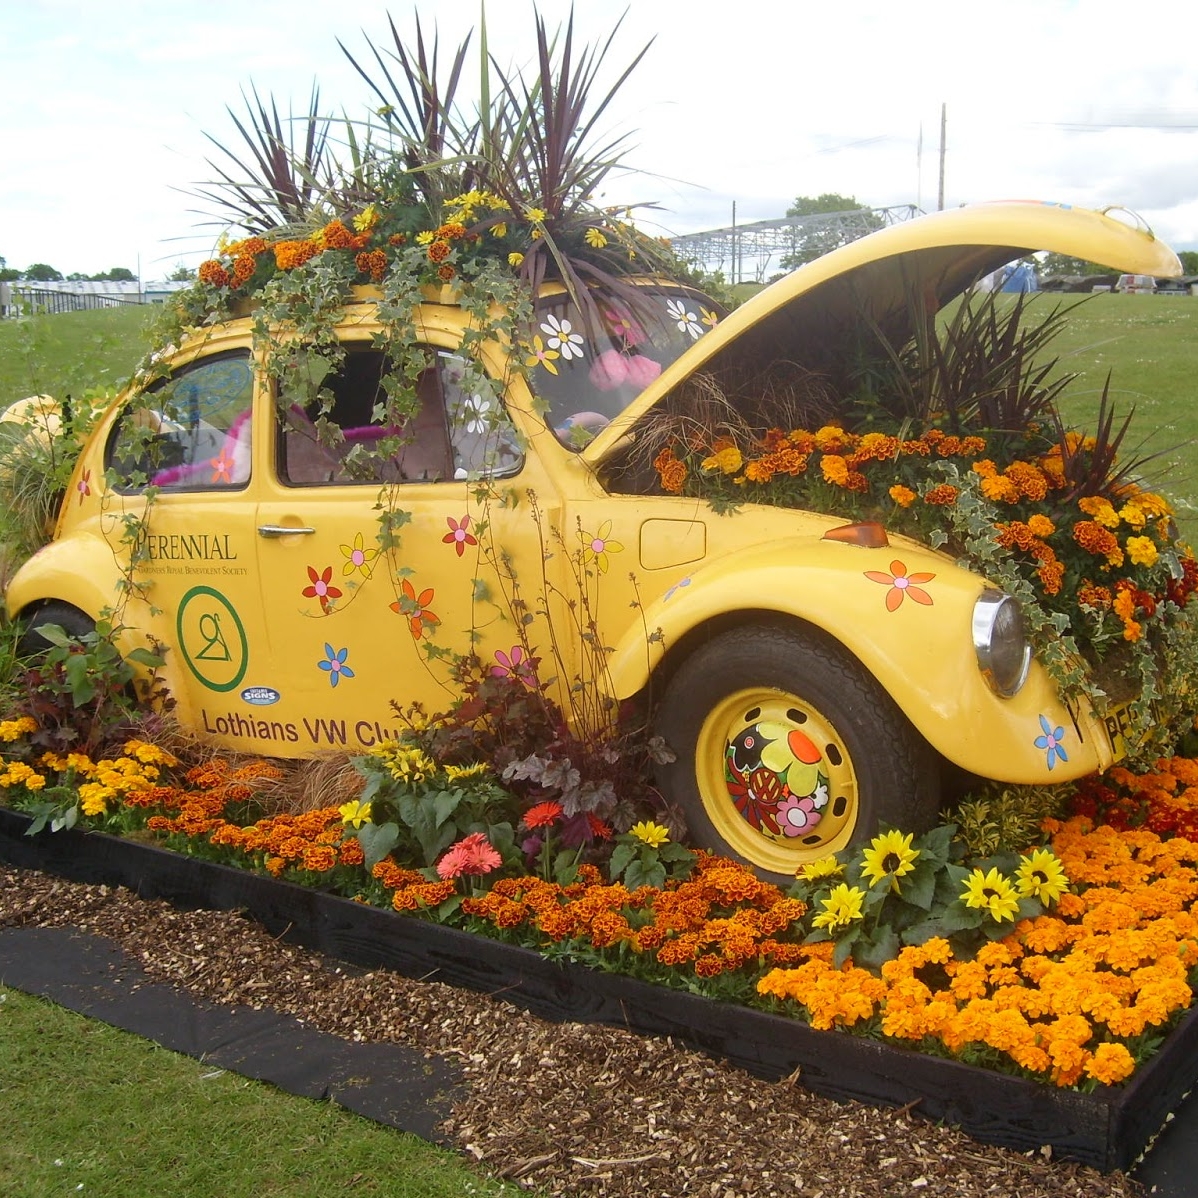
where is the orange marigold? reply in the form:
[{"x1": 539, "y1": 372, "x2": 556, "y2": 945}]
[
  {"x1": 923, "y1": 484, "x2": 958, "y2": 506},
  {"x1": 198, "y1": 260, "x2": 230, "y2": 288}
]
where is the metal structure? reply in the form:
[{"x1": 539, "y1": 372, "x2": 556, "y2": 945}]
[{"x1": 670, "y1": 205, "x2": 923, "y2": 284}]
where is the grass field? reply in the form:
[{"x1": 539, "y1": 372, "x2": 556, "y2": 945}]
[{"x1": 0, "y1": 985, "x2": 519, "y2": 1198}]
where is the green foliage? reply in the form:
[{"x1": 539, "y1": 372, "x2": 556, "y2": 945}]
[
  {"x1": 607, "y1": 830, "x2": 694, "y2": 890},
  {"x1": 950, "y1": 784, "x2": 1071, "y2": 858},
  {"x1": 1178, "y1": 250, "x2": 1198, "y2": 274},
  {"x1": 17, "y1": 617, "x2": 162, "y2": 758},
  {"x1": 22, "y1": 263, "x2": 62, "y2": 282},
  {"x1": 1038, "y1": 252, "x2": 1116, "y2": 278}
]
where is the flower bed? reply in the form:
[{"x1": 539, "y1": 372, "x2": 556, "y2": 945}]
[{"x1": 3, "y1": 802, "x2": 1197, "y2": 1174}]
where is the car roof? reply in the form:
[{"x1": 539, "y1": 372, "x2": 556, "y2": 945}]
[{"x1": 581, "y1": 201, "x2": 1182, "y2": 466}]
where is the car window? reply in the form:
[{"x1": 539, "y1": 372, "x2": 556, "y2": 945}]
[
  {"x1": 107, "y1": 351, "x2": 253, "y2": 492},
  {"x1": 278, "y1": 346, "x2": 522, "y2": 485},
  {"x1": 526, "y1": 287, "x2": 721, "y2": 449}
]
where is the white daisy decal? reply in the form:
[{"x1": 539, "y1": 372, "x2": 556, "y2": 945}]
[
  {"x1": 666, "y1": 297, "x2": 702, "y2": 339},
  {"x1": 540, "y1": 314, "x2": 586, "y2": 360},
  {"x1": 454, "y1": 392, "x2": 492, "y2": 436}
]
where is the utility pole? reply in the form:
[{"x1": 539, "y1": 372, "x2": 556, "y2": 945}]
[
  {"x1": 731, "y1": 201, "x2": 738, "y2": 285},
  {"x1": 937, "y1": 103, "x2": 947, "y2": 211}
]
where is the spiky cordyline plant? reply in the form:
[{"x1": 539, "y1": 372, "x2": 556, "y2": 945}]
[
  {"x1": 190, "y1": 7, "x2": 681, "y2": 333},
  {"x1": 194, "y1": 83, "x2": 333, "y2": 234}
]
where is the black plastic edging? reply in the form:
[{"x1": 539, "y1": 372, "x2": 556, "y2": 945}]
[{"x1": 3, "y1": 806, "x2": 1195, "y2": 1172}]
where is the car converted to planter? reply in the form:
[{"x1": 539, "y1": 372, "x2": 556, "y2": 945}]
[{"x1": 5, "y1": 201, "x2": 1187, "y2": 877}]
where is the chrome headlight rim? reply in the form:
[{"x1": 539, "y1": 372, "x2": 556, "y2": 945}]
[{"x1": 973, "y1": 588, "x2": 1032, "y2": 699}]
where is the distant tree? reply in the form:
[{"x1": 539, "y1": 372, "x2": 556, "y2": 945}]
[
  {"x1": 23, "y1": 263, "x2": 63, "y2": 282},
  {"x1": 1037, "y1": 252, "x2": 1114, "y2": 278},
  {"x1": 167, "y1": 263, "x2": 197, "y2": 282},
  {"x1": 0, "y1": 256, "x2": 18, "y2": 283},
  {"x1": 1178, "y1": 250, "x2": 1198, "y2": 275},
  {"x1": 780, "y1": 192, "x2": 883, "y2": 269},
  {"x1": 91, "y1": 267, "x2": 136, "y2": 282},
  {"x1": 66, "y1": 272, "x2": 89, "y2": 281}
]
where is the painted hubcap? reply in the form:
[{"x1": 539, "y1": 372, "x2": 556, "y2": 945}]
[{"x1": 697, "y1": 689, "x2": 860, "y2": 873}]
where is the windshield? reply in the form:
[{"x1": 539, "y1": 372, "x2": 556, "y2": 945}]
[{"x1": 527, "y1": 285, "x2": 722, "y2": 448}]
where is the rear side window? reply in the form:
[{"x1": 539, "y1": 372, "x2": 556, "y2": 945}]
[
  {"x1": 278, "y1": 347, "x2": 522, "y2": 486},
  {"x1": 107, "y1": 352, "x2": 254, "y2": 492}
]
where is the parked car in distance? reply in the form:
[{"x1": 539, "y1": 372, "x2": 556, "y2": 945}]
[{"x1": 1115, "y1": 273, "x2": 1157, "y2": 294}]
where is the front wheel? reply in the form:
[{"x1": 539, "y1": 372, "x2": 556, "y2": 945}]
[{"x1": 654, "y1": 624, "x2": 940, "y2": 883}]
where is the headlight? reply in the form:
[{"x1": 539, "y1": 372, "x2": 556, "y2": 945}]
[{"x1": 972, "y1": 589, "x2": 1031, "y2": 698}]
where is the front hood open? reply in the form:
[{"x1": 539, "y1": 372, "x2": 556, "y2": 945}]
[{"x1": 582, "y1": 201, "x2": 1182, "y2": 466}]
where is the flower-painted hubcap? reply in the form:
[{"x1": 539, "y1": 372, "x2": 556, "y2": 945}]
[{"x1": 697, "y1": 690, "x2": 860, "y2": 873}]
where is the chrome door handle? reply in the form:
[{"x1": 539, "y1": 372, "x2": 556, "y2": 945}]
[{"x1": 257, "y1": 524, "x2": 316, "y2": 537}]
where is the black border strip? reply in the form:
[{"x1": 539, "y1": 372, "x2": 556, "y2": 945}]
[{"x1": 3, "y1": 807, "x2": 1195, "y2": 1172}]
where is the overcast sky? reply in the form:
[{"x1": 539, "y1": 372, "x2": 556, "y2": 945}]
[{"x1": 5, "y1": 0, "x2": 1198, "y2": 279}]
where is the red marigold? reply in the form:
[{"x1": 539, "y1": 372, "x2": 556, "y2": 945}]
[
  {"x1": 427, "y1": 239, "x2": 452, "y2": 263},
  {"x1": 924, "y1": 484, "x2": 959, "y2": 506},
  {"x1": 198, "y1": 260, "x2": 230, "y2": 288},
  {"x1": 322, "y1": 220, "x2": 356, "y2": 249}
]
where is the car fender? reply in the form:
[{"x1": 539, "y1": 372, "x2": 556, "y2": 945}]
[{"x1": 608, "y1": 535, "x2": 1113, "y2": 783}]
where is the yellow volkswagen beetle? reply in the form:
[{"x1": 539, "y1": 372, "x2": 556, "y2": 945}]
[{"x1": 5, "y1": 201, "x2": 1182, "y2": 877}]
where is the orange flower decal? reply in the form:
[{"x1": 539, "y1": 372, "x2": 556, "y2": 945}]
[
  {"x1": 390, "y1": 579, "x2": 439, "y2": 639},
  {"x1": 864, "y1": 560, "x2": 935, "y2": 611}
]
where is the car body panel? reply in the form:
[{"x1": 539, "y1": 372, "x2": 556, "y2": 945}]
[{"x1": 8, "y1": 201, "x2": 1161, "y2": 783}]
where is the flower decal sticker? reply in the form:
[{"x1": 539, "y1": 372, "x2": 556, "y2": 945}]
[
  {"x1": 443, "y1": 514, "x2": 478, "y2": 557},
  {"x1": 580, "y1": 520, "x2": 624, "y2": 574},
  {"x1": 390, "y1": 579, "x2": 439, "y2": 639},
  {"x1": 209, "y1": 447, "x2": 235, "y2": 484},
  {"x1": 76, "y1": 469, "x2": 91, "y2": 504},
  {"x1": 666, "y1": 297, "x2": 702, "y2": 339},
  {"x1": 318, "y1": 644, "x2": 355, "y2": 688},
  {"x1": 340, "y1": 532, "x2": 378, "y2": 578},
  {"x1": 491, "y1": 645, "x2": 538, "y2": 687},
  {"x1": 864, "y1": 560, "x2": 936, "y2": 611},
  {"x1": 540, "y1": 313, "x2": 585, "y2": 360},
  {"x1": 302, "y1": 565, "x2": 343, "y2": 614},
  {"x1": 1035, "y1": 714, "x2": 1069, "y2": 770}
]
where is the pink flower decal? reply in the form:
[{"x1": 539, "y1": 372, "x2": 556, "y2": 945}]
[
  {"x1": 76, "y1": 469, "x2": 91, "y2": 504},
  {"x1": 390, "y1": 579, "x2": 439, "y2": 639},
  {"x1": 864, "y1": 560, "x2": 936, "y2": 612},
  {"x1": 302, "y1": 565, "x2": 343, "y2": 614},
  {"x1": 776, "y1": 793, "x2": 821, "y2": 837},
  {"x1": 443, "y1": 514, "x2": 478, "y2": 557},
  {"x1": 491, "y1": 645, "x2": 538, "y2": 687}
]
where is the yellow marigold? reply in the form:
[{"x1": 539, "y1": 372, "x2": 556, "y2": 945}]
[
  {"x1": 814, "y1": 425, "x2": 850, "y2": 452},
  {"x1": 701, "y1": 445, "x2": 743, "y2": 475},
  {"x1": 820, "y1": 454, "x2": 849, "y2": 485},
  {"x1": 1126, "y1": 535, "x2": 1159, "y2": 568},
  {"x1": 889, "y1": 484, "x2": 916, "y2": 508},
  {"x1": 0, "y1": 716, "x2": 37, "y2": 741},
  {"x1": 744, "y1": 459, "x2": 774, "y2": 484},
  {"x1": 1026, "y1": 513, "x2": 1055, "y2": 538},
  {"x1": 1084, "y1": 1042, "x2": 1136, "y2": 1086},
  {"x1": 1078, "y1": 494, "x2": 1121, "y2": 528},
  {"x1": 980, "y1": 474, "x2": 1021, "y2": 503}
]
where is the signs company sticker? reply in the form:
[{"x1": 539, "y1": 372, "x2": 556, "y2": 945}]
[
  {"x1": 177, "y1": 585, "x2": 249, "y2": 693},
  {"x1": 241, "y1": 686, "x2": 281, "y2": 707}
]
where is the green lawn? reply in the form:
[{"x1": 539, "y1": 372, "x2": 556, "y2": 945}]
[{"x1": 0, "y1": 985, "x2": 517, "y2": 1198}]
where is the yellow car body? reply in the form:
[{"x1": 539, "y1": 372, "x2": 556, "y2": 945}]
[{"x1": 6, "y1": 200, "x2": 1182, "y2": 874}]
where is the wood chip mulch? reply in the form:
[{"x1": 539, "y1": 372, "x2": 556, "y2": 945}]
[{"x1": 0, "y1": 864, "x2": 1146, "y2": 1198}]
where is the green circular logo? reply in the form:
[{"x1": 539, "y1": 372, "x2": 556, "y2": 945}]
[{"x1": 176, "y1": 586, "x2": 249, "y2": 693}]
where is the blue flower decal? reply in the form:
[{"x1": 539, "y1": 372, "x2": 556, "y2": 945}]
[
  {"x1": 664, "y1": 576, "x2": 691, "y2": 601},
  {"x1": 1034, "y1": 714, "x2": 1068, "y2": 770},
  {"x1": 318, "y1": 643, "x2": 355, "y2": 688}
]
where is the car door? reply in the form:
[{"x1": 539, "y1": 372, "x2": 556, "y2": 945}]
[
  {"x1": 251, "y1": 338, "x2": 556, "y2": 755},
  {"x1": 106, "y1": 343, "x2": 268, "y2": 736}
]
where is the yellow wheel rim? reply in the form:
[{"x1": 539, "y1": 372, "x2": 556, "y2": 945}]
[{"x1": 695, "y1": 687, "x2": 860, "y2": 875}]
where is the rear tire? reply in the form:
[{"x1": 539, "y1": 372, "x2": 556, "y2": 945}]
[
  {"x1": 654, "y1": 624, "x2": 940, "y2": 884},
  {"x1": 16, "y1": 601, "x2": 96, "y2": 657}
]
